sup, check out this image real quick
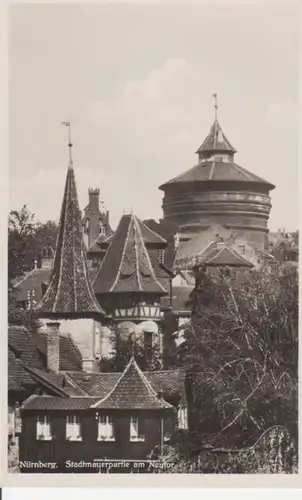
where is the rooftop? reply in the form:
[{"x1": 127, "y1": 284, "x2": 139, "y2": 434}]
[
  {"x1": 36, "y1": 165, "x2": 105, "y2": 317},
  {"x1": 93, "y1": 214, "x2": 168, "y2": 295}
]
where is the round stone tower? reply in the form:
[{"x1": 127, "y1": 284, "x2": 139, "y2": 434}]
[{"x1": 159, "y1": 118, "x2": 275, "y2": 250}]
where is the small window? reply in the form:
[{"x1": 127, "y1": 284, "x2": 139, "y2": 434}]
[
  {"x1": 66, "y1": 415, "x2": 82, "y2": 441},
  {"x1": 99, "y1": 221, "x2": 105, "y2": 235},
  {"x1": 144, "y1": 331, "x2": 153, "y2": 352},
  {"x1": 238, "y1": 244, "x2": 245, "y2": 254},
  {"x1": 130, "y1": 416, "x2": 145, "y2": 442},
  {"x1": 36, "y1": 415, "x2": 52, "y2": 441},
  {"x1": 97, "y1": 415, "x2": 115, "y2": 441},
  {"x1": 157, "y1": 249, "x2": 165, "y2": 264},
  {"x1": 177, "y1": 407, "x2": 188, "y2": 430}
]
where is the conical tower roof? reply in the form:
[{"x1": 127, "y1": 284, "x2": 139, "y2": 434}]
[
  {"x1": 196, "y1": 119, "x2": 236, "y2": 156},
  {"x1": 36, "y1": 165, "x2": 105, "y2": 317},
  {"x1": 159, "y1": 118, "x2": 275, "y2": 190},
  {"x1": 91, "y1": 357, "x2": 172, "y2": 410},
  {"x1": 93, "y1": 214, "x2": 168, "y2": 295}
]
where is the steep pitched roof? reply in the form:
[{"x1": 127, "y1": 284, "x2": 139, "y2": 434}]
[
  {"x1": 174, "y1": 225, "x2": 257, "y2": 270},
  {"x1": 91, "y1": 357, "x2": 172, "y2": 410},
  {"x1": 136, "y1": 219, "x2": 167, "y2": 247},
  {"x1": 196, "y1": 119, "x2": 236, "y2": 155},
  {"x1": 88, "y1": 233, "x2": 113, "y2": 254},
  {"x1": 93, "y1": 214, "x2": 168, "y2": 295},
  {"x1": 22, "y1": 395, "x2": 100, "y2": 410},
  {"x1": 36, "y1": 165, "x2": 104, "y2": 316},
  {"x1": 8, "y1": 325, "x2": 83, "y2": 392},
  {"x1": 13, "y1": 268, "x2": 100, "y2": 306},
  {"x1": 204, "y1": 245, "x2": 254, "y2": 268},
  {"x1": 65, "y1": 369, "x2": 186, "y2": 402}
]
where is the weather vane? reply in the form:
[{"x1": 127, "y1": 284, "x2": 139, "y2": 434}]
[
  {"x1": 213, "y1": 93, "x2": 218, "y2": 121},
  {"x1": 61, "y1": 121, "x2": 73, "y2": 166}
]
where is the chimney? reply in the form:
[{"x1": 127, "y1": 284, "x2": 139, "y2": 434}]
[
  {"x1": 46, "y1": 321, "x2": 60, "y2": 372},
  {"x1": 88, "y1": 188, "x2": 100, "y2": 212},
  {"x1": 82, "y1": 358, "x2": 96, "y2": 373}
]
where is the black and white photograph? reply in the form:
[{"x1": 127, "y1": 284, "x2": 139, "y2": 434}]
[{"x1": 7, "y1": 1, "x2": 298, "y2": 478}]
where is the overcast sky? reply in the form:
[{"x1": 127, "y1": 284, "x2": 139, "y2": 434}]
[{"x1": 9, "y1": 3, "x2": 299, "y2": 231}]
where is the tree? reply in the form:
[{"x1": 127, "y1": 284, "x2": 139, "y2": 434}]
[
  {"x1": 8, "y1": 205, "x2": 58, "y2": 329},
  {"x1": 99, "y1": 326, "x2": 163, "y2": 372},
  {"x1": 8, "y1": 205, "x2": 36, "y2": 283},
  {"x1": 162, "y1": 260, "x2": 298, "y2": 472}
]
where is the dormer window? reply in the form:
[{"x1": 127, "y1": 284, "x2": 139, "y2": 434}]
[
  {"x1": 238, "y1": 244, "x2": 245, "y2": 254},
  {"x1": 157, "y1": 249, "x2": 165, "y2": 264}
]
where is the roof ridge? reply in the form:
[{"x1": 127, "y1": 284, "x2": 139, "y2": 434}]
[
  {"x1": 91, "y1": 357, "x2": 171, "y2": 409},
  {"x1": 14, "y1": 268, "x2": 36, "y2": 288},
  {"x1": 139, "y1": 219, "x2": 167, "y2": 245},
  {"x1": 110, "y1": 215, "x2": 133, "y2": 292},
  {"x1": 90, "y1": 356, "x2": 136, "y2": 408},
  {"x1": 135, "y1": 216, "x2": 167, "y2": 293}
]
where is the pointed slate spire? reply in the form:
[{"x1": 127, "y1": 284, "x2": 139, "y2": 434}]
[
  {"x1": 196, "y1": 119, "x2": 236, "y2": 159},
  {"x1": 36, "y1": 163, "x2": 104, "y2": 317},
  {"x1": 91, "y1": 357, "x2": 172, "y2": 409},
  {"x1": 93, "y1": 214, "x2": 168, "y2": 295}
]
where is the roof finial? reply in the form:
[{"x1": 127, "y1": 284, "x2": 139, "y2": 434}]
[
  {"x1": 61, "y1": 121, "x2": 73, "y2": 167},
  {"x1": 213, "y1": 93, "x2": 218, "y2": 121}
]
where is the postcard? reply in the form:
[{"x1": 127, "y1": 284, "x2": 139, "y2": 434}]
[{"x1": 3, "y1": 0, "x2": 300, "y2": 487}]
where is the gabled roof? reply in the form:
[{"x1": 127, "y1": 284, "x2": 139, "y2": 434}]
[
  {"x1": 88, "y1": 219, "x2": 167, "y2": 256},
  {"x1": 8, "y1": 325, "x2": 83, "y2": 392},
  {"x1": 13, "y1": 268, "x2": 100, "y2": 305},
  {"x1": 88, "y1": 233, "x2": 113, "y2": 254},
  {"x1": 93, "y1": 214, "x2": 168, "y2": 295},
  {"x1": 22, "y1": 395, "x2": 100, "y2": 411},
  {"x1": 36, "y1": 165, "x2": 105, "y2": 317},
  {"x1": 91, "y1": 357, "x2": 172, "y2": 410},
  {"x1": 66, "y1": 369, "x2": 186, "y2": 402},
  {"x1": 174, "y1": 228, "x2": 254, "y2": 270},
  {"x1": 20, "y1": 364, "x2": 186, "y2": 410},
  {"x1": 196, "y1": 119, "x2": 236, "y2": 155},
  {"x1": 137, "y1": 219, "x2": 167, "y2": 247},
  {"x1": 205, "y1": 245, "x2": 254, "y2": 268}
]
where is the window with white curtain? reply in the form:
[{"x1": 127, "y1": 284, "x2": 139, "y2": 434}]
[
  {"x1": 177, "y1": 407, "x2": 188, "y2": 430},
  {"x1": 66, "y1": 415, "x2": 82, "y2": 441},
  {"x1": 36, "y1": 415, "x2": 52, "y2": 440},
  {"x1": 130, "y1": 416, "x2": 145, "y2": 442},
  {"x1": 97, "y1": 415, "x2": 115, "y2": 441}
]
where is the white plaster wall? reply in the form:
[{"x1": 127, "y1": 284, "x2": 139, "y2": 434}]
[{"x1": 39, "y1": 317, "x2": 96, "y2": 365}]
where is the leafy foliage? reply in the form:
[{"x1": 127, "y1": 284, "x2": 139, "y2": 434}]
[
  {"x1": 99, "y1": 327, "x2": 163, "y2": 372},
  {"x1": 8, "y1": 205, "x2": 57, "y2": 329},
  {"x1": 162, "y1": 259, "x2": 298, "y2": 473}
]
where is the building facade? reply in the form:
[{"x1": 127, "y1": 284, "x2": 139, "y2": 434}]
[
  {"x1": 35, "y1": 156, "x2": 108, "y2": 373},
  {"x1": 19, "y1": 357, "x2": 187, "y2": 473}
]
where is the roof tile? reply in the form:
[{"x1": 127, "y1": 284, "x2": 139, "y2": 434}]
[
  {"x1": 93, "y1": 214, "x2": 168, "y2": 295},
  {"x1": 91, "y1": 357, "x2": 172, "y2": 410},
  {"x1": 36, "y1": 165, "x2": 104, "y2": 316}
]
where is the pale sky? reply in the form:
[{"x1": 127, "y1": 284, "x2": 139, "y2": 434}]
[{"x1": 9, "y1": 3, "x2": 299, "y2": 231}]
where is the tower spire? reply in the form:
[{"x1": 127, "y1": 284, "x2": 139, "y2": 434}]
[{"x1": 61, "y1": 121, "x2": 73, "y2": 167}]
